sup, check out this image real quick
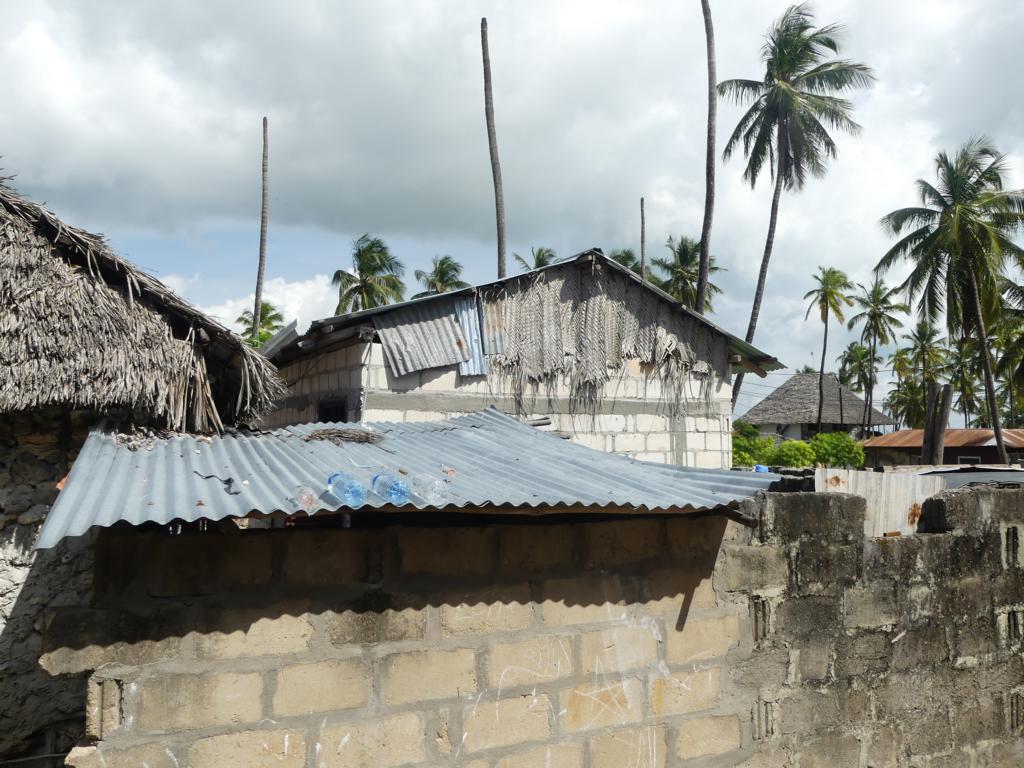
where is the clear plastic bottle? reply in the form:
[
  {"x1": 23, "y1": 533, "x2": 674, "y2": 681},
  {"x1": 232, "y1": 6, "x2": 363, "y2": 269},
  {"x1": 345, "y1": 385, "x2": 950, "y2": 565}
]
[
  {"x1": 412, "y1": 473, "x2": 449, "y2": 505},
  {"x1": 371, "y1": 473, "x2": 411, "y2": 504},
  {"x1": 292, "y1": 484, "x2": 318, "y2": 512},
  {"x1": 327, "y1": 471, "x2": 368, "y2": 506}
]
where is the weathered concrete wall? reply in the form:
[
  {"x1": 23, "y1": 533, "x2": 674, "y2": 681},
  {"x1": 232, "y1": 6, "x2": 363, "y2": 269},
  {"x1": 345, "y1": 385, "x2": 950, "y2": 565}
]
[
  {"x1": 268, "y1": 341, "x2": 733, "y2": 468},
  {"x1": 46, "y1": 486, "x2": 1024, "y2": 767},
  {"x1": 0, "y1": 409, "x2": 94, "y2": 757}
]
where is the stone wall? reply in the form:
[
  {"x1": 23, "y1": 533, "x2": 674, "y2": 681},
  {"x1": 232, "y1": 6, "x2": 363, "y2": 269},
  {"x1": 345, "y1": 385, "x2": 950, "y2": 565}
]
[
  {"x1": 0, "y1": 409, "x2": 94, "y2": 757},
  {"x1": 46, "y1": 486, "x2": 1024, "y2": 767},
  {"x1": 268, "y1": 341, "x2": 733, "y2": 468}
]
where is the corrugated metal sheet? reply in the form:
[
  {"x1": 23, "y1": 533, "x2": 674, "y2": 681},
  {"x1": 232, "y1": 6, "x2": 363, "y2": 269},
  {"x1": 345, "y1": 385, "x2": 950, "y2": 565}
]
[
  {"x1": 480, "y1": 293, "x2": 506, "y2": 355},
  {"x1": 37, "y1": 408, "x2": 778, "y2": 548},
  {"x1": 815, "y1": 468, "x2": 945, "y2": 537},
  {"x1": 863, "y1": 428, "x2": 1024, "y2": 449},
  {"x1": 454, "y1": 295, "x2": 488, "y2": 376},
  {"x1": 373, "y1": 297, "x2": 470, "y2": 376}
]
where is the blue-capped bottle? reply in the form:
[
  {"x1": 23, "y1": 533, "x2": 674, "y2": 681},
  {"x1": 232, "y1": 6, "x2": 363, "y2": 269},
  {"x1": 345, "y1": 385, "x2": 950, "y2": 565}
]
[
  {"x1": 327, "y1": 471, "x2": 368, "y2": 507},
  {"x1": 371, "y1": 473, "x2": 411, "y2": 504}
]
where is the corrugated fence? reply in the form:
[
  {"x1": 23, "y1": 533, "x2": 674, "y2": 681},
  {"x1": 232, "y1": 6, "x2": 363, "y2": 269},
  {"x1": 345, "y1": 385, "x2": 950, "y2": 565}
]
[{"x1": 815, "y1": 468, "x2": 945, "y2": 537}]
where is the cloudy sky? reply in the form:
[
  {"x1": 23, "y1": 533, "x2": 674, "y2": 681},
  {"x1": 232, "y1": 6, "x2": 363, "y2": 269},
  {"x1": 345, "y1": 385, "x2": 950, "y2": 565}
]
[{"x1": 3, "y1": 0, "x2": 1023, "y2": 416}]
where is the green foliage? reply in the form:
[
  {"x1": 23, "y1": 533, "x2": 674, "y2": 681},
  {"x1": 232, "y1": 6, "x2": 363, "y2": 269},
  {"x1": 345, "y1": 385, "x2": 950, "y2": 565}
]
[
  {"x1": 809, "y1": 432, "x2": 864, "y2": 468},
  {"x1": 731, "y1": 421, "x2": 775, "y2": 466},
  {"x1": 770, "y1": 439, "x2": 817, "y2": 468},
  {"x1": 237, "y1": 301, "x2": 285, "y2": 347},
  {"x1": 652, "y1": 236, "x2": 725, "y2": 311},
  {"x1": 412, "y1": 255, "x2": 470, "y2": 299}
]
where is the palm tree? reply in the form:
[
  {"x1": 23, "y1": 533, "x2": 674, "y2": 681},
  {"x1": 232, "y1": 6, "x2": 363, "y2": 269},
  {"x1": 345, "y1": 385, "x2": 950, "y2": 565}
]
[
  {"x1": 237, "y1": 301, "x2": 284, "y2": 347},
  {"x1": 697, "y1": 0, "x2": 717, "y2": 314},
  {"x1": 944, "y1": 335, "x2": 982, "y2": 428},
  {"x1": 608, "y1": 248, "x2": 641, "y2": 274},
  {"x1": 513, "y1": 247, "x2": 558, "y2": 272},
  {"x1": 847, "y1": 278, "x2": 908, "y2": 433},
  {"x1": 836, "y1": 342, "x2": 872, "y2": 393},
  {"x1": 885, "y1": 377, "x2": 927, "y2": 430},
  {"x1": 480, "y1": 18, "x2": 506, "y2": 278},
  {"x1": 993, "y1": 310, "x2": 1024, "y2": 427},
  {"x1": 333, "y1": 234, "x2": 406, "y2": 315},
  {"x1": 877, "y1": 138, "x2": 1024, "y2": 463},
  {"x1": 412, "y1": 255, "x2": 471, "y2": 299},
  {"x1": 902, "y1": 319, "x2": 947, "y2": 384},
  {"x1": 652, "y1": 236, "x2": 724, "y2": 311},
  {"x1": 719, "y1": 3, "x2": 874, "y2": 409},
  {"x1": 804, "y1": 266, "x2": 854, "y2": 431},
  {"x1": 251, "y1": 116, "x2": 270, "y2": 344}
]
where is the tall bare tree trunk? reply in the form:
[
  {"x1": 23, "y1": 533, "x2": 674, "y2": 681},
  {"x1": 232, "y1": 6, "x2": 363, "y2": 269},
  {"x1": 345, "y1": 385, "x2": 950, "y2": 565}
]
[
  {"x1": 252, "y1": 116, "x2": 269, "y2": 344},
  {"x1": 731, "y1": 148, "x2": 786, "y2": 410},
  {"x1": 865, "y1": 330, "x2": 877, "y2": 435},
  {"x1": 481, "y1": 18, "x2": 506, "y2": 279},
  {"x1": 696, "y1": 0, "x2": 717, "y2": 315},
  {"x1": 640, "y1": 197, "x2": 646, "y2": 279},
  {"x1": 817, "y1": 318, "x2": 828, "y2": 432},
  {"x1": 968, "y1": 269, "x2": 1008, "y2": 462}
]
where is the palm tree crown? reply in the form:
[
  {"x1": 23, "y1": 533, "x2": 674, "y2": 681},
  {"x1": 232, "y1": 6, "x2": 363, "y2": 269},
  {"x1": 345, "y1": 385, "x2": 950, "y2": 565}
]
[
  {"x1": 877, "y1": 138, "x2": 1024, "y2": 462},
  {"x1": 652, "y1": 236, "x2": 724, "y2": 311},
  {"x1": 412, "y1": 255, "x2": 471, "y2": 299},
  {"x1": 846, "y1": 278, "x2": 907, "y2": 432},
  {"x1": 804, "y1": 265, "x2": 854, "y2": 430},
  {"x1": 608, "y1": 248, "x2": 641, "y2": 274},
  {"x1": 333, "y1": 234, "x2": 406, "y2": 315},
  {"x1": 237, "y1": 301, "x2": 285, "y2": 347},
  {"x1": 901, "y1": 319, "x2": 947, "y2": 383},
  {"x1": 513, "y1": 247, "x2": 558, "y2": 272}
]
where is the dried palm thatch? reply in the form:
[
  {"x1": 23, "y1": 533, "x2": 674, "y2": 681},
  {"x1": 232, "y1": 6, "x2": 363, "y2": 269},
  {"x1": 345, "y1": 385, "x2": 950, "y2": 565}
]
[{"x1": 0, "y1": 178, "x2": 286, "y2": 432}]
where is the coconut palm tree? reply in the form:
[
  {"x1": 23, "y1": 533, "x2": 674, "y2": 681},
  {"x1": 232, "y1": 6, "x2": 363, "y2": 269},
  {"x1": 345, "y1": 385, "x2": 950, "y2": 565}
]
[
  {"x1": 608, "y1": 248, "x2": 641, "y2": 274},
  {"x1": 836, "y1": 341, "x2": 872, "y2": 393},
  {"x1": 877, "y1": 138, "x2": 1024, "y2": 463},
  {"x1": 412, "y1": 255, "x2": 471, "y2": 299},
  {"x1": 697, "y1": 0, "x2": 717, "y2": 314},
  {"x1": 719, "y1": 3, "x2": 874, "y2": 409},
  {"x1": 480, "y1": 18, "x2": 506, "y2": 278},
  {"x1": 513, "y1": 247, "x2": 558, "y2": 272},
  {"x1": 804, "y1": 266, "x2": 854, "y2": 431},
  {"x1": 847, "y1": 278, "x2": 908, "y2": 433},
  {"x1": 902, "y1": 319, "x2": 947, "y2": 384},
  {"x1": 885, "y1": 377, "x2": 927, "y2": 430},
  {"x1": 237, "y1": 301, "x2": 284, "y2": 347},
  {"x1": 993, "y1": 309, "x2": 1024, "y2": 427},
  {"x1": 652, "y1": 236, "x2": 725, "y2": 311},
  {"x1": 251, "y1": 117, "x2": 270, "y2": 345},
  {"x1": 333, "y1": 234, "x2": 406, "y2": 315},
  {"x1": 943, "y1": 335, "x2": 982, "y2": 429}
]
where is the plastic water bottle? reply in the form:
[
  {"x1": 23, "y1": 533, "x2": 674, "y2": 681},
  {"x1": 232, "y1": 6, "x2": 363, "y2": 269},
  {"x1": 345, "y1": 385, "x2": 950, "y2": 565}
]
[
  {"x1": 327, "y1": 471, "x2": 368, "y2": 506},
  {"x1": 412, "y1": 473, "x2": 449, "y2": 505},
  {"x1": 371, "y1": 473, "x2": 411, "y2": 504},
  {"x1": 292, "y1": 484, "x2": 318, "y2": 512}
]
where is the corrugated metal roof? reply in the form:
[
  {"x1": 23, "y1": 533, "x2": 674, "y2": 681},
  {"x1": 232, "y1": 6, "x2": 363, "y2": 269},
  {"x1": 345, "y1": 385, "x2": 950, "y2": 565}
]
[
  {"x1": 454, "y1": 295, "x2": 488, "y2": 376},
  {"x1": 373, "y1": 297, "x2": 470, "y2": 376},
  {"x1": 37, "y1": 408, "x2": 777, "y2": 549},
  {"x1": 863, "y1": 428, "x2": 1024, "y2": 449}
]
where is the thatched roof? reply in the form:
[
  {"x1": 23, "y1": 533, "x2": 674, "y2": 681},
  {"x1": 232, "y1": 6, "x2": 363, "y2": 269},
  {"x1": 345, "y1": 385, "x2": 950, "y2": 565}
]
[
  {"x1": 0, "y1": 179, "x2": 285, "y2": 432},
  {"x1": 740, "y1": 372, "x2": 895, "y2": 428}
]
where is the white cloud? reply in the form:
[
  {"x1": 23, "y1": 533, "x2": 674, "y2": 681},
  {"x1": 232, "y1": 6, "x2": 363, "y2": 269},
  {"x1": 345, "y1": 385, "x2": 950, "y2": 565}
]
[{"x1": 197, "y1": 274, "x2": 337, "y2": 334}]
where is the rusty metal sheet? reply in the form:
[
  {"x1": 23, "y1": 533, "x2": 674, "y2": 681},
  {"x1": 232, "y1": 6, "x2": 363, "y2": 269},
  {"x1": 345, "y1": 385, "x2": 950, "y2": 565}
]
[{"x1": 372, "y1": 297, "x2": 469, "y2": 376}]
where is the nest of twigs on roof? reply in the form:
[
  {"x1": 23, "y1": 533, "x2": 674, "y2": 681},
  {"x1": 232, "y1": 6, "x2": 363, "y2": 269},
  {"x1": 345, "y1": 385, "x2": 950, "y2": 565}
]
[{"x1": 303, "y1": 428, "x2": 383, "y2": 445}]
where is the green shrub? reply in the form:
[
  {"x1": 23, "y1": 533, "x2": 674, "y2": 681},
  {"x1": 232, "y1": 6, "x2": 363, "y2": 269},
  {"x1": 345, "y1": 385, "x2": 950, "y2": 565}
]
[
  {"x1": 770, "y1": 440, "x2": 817, "y2": 468},
  {"x1": 732, "y1": 421, "x2": 776, "y2": 466},
  {"x1": 809, "y1": 432, "x2": 864, "y2": 468}
]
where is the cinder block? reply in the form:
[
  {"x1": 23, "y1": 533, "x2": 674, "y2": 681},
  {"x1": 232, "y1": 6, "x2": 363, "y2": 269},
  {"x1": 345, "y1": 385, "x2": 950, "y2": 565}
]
[
  {"x1": 718, "y1": 546, "x2": 789, "y2": 592},
  {"x1": 540, "y1": 575, "x2": 630, "y2": 626},
  {"x1": 589, "y1": 725, "x2": 667, "y2": 768},
  {"x1": 380, "y1": 648, "x2": 477, "y2": 705},
  {"x1": 614, "y1": 433, "x2": 647, "y2": 452},
  {"x1": 634, "y1": 451, "x2": 669, "y2": 463},
  {"x1": 282, "y1": 530, "x2": 378, "y2": 585},
  {"x1": 569, "y1": 433, "x2": 606, "y2": 451},
  {"x1": 582, "y1": 519, "x2": 665, "y2": 568},
  {"x1": 643, "y1": 565, "x2": 717, "y2": 615},
  {"x1": 324, "y1": 602, "x2": 427, "y2": 646},
  {"x1": 500, "y1": 524, "x2": 576, "y2": 572},
  {"x1": 648, "y1": 668, "x2": 720, "y2": 716},
  {"x1": 579, "y1": 624, "x2": 660, "y2": 674},
  {"x1": 398, "y1": 527, "x2": 495, "y2": 576},
  {"x1": 646, "y1": 433, "x2": 672, "y2": 451},
  {"x1": 272, "y1": 658, "x2": 369, "y2": 716},
  {"x1": 135, "y1": 671, "x2": 263, "y2": 732},
  {"x1": 439, "y1": 583, "x2": 533, "y2": 635},
  {"x1": 676, "y1": 715, "x2": 741, "y2": 759},
  {"x1": 559, "y1": 679, "x2": 644, "y2": 732},
  {"x1": 462, "y1": 695, "x2": 552, "y2": 752},
  {"x1": 320, "y1": 713, "x2": 425, "y2": 768},
  {"x1": 666, "y1": 515, "x2": 729, "y2": 558},
  {"x1": 844, "y1": 583, "x2": 898, "y2": 628},
  {"x1": 419, "y1": 368, "x2": 459, "y2": 392},
  {"x1": 595, "y1": 414, "x2": 628, "y2": 432},
  {"x1": 486, "y1": 635, "x2": 574, "y2": 688},
  {"x1": 188, "y1": 730, "x2": 306, "y2": 768},
  {"x1": 496, "y1": 743, "x2": 584, "y2": 768},
  {"x1": 196, "y1": 604, "x2": 314, "y2": 660},
  {"x1": 666, "y1": 614, "x2": 740, "y2": 664},
  {"x1": 66, "y1": 745, "x2": 177, "y2": 768},
  {"x1": 635, "y1": 414, "x2": 670, "y2": 432}
]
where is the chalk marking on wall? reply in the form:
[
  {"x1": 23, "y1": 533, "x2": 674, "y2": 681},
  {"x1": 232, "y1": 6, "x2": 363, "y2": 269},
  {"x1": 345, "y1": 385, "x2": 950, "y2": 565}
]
[{"x1": 163, "y1": 748, "x2": 179, "y2": 768}]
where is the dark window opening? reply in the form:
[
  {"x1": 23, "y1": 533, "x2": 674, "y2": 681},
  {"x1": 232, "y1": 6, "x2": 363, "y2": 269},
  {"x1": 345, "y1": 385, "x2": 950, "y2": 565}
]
[
  {"x1": 318, "y1": 400, "x2": 349, "y2": 424},
  {"x1": 1008, "y1": 526, "x2": 1020, "y2": 568}
]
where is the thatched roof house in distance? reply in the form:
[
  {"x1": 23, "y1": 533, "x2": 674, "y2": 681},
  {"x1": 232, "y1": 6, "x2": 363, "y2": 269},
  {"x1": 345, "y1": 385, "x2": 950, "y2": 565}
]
[
  {"x1": 739, "y1": 372, "x2": 895, "y2": 440},
  {"x1": 0, "y1": 179, "x2": 284, "y2": 432},
  {"x1": 0, "y1": 178, "x2": 284, "y2": 760}
]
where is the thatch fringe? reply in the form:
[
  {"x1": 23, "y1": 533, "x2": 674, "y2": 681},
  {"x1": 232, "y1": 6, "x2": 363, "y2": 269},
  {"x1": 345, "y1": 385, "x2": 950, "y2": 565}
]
[{"x1": 0, "y1": 178, "x2": 285, "y2": 431}]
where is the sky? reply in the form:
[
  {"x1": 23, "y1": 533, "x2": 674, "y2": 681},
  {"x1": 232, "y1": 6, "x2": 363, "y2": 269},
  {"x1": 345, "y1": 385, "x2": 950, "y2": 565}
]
[{"x1": 3, "y1": 0, "x2": 1024, "y2": 418}]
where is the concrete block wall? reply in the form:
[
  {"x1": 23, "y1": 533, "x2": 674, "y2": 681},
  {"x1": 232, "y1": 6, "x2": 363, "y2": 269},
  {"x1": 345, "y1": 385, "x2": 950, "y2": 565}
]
[
  {"x1": 44, "y1": 486, "x2": 1024, "y2": 767},
  {"x1": 265, "y1": 343, "x2": 371, "y2": 428},
  {"x1": 0, "y1": 408, "x2": 95, "y2": 759}
]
